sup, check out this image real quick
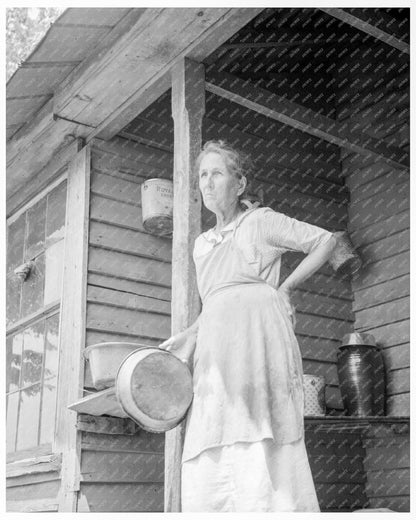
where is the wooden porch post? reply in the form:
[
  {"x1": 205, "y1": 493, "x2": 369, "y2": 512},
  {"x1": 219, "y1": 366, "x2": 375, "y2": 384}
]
[{"x1": 165, "y1": 58, "x2": 205, "y2": 512}]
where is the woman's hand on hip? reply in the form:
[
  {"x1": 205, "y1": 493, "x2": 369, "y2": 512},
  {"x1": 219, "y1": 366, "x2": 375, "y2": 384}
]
[{"x1": 276, "y1": 285, "x2": 297, "y2": 329}]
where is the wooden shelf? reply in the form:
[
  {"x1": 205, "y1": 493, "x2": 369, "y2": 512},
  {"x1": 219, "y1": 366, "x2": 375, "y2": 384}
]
[
  {"x1": 69, "y1": 391, "x2": 410, "y2": 436},
  {"x1": 68, "y1": 387, "x2": 128, "y2": 418},
  {"x1": 304, "y1": 415, "x2": 410, "y2": 434}
]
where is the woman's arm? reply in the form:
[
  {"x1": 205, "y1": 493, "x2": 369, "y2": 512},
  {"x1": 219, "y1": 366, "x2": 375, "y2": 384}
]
[
  {"x1": 158, "y1": 315, "x2": 200, "y2": 362},
  {"x1": 279, "y1": 234, "x2": 337, "y2": 292}
]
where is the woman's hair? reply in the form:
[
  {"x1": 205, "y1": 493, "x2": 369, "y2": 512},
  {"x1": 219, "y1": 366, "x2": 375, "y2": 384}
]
[{"x1": 195, "y1": 140, "x2": 256, "y2": 207}]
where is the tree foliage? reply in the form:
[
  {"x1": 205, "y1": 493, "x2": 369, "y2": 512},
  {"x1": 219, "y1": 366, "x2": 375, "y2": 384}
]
[{"x1": 6, "y1": 7, "x2": 66, "y2": 82}]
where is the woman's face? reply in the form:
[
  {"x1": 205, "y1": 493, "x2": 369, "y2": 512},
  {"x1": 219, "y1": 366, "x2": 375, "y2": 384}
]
[{"x1": 198, "y1": 152, "x2": 244, "y2": 213}]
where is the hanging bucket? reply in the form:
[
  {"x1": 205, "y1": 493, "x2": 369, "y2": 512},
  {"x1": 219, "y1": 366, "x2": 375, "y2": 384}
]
[
  {"x1": 116, "y1": 346, "x2": 193, "y2": 433},
  {"x1": 303, "y1": 374, "x2": 326, "y2": 416},
  {"x1": 141, "y1": 179, "x2": 173, "y2": 237},
  {"x1": 328, "y1": 231, "x2": 362, "y2": 276}
]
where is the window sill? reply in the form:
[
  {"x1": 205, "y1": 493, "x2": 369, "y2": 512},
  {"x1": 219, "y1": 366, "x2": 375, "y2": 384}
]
[{"x1": 6, "y1": 451, "x2": 62, "y2": 479}]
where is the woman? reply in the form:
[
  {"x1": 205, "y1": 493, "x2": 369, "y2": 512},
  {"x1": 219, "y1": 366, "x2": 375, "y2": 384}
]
[{"x1": 159, "y1": 140, "x2": 337, "y2": 512}]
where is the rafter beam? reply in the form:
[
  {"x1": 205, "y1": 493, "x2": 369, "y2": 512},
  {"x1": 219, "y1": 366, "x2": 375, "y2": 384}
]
[
  {"x1": 205, "y1": 70, "x2": 408, "y2": 170},
  {"x1": 320, "y1": 8, "x2": 409, "y2": 54}
]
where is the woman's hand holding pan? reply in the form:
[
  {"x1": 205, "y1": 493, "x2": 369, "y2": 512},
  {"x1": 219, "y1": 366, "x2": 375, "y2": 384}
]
[{"x1": 159, "y1": 328, "x2": 197, "y2": 365}]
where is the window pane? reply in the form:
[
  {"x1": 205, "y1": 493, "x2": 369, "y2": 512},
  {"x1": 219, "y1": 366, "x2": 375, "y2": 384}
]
[
  {"x1": 25, "y1": 197, "x2": 46, "y2": 260},
  {"x1": 21, "y1": 321, "x2": 44, "y2": 386},
  {"x1": 6, "y1": 273, "x2": 21, "y2": 328},
  {"x1": 44, "y1": 240, "x2": 64, "y2": 305},
  {"x1": 21, "y1": 253, "x2": 45, "y2": 318},
  {"x1": 7, "y1": 213, "x2": 25, "y2": 273},
  {"x1": 6, "y1": 393, "x2": 19, "y2": 453},
  {"x1": 16, "y1": 383, "x2": 41, "y2": 450},
  {"x1": 46, "y1": 181, "x2": 67, "y2": 246},
  {"x1": 6, "y1": 333, "x2": 23, "y2": 393},
  {"x1": 40, "y1": 314, "x2": 60, "y2": 444}
]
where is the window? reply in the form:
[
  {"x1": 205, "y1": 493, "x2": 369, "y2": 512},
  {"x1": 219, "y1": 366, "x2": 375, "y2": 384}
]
[{"x1": 6, "y1": 179, "x2": 67, "y2": 455}]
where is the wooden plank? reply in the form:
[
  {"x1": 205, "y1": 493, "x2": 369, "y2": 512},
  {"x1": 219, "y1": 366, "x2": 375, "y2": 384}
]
[
  {"x1": 354, "y1": 297, "x2": 409, "y2": 330},
  {"x1": 80, "y1": 451, "x2": 164, "y2": 482},
  {"x1": 86, "y1": 331, "x2": 164, "y2": 350},
  {"x1": 6, "y1": 99, "x2": 86, "y2": 199},
  {"x1": 6, "y1": 139, "x2": 78, "y2": 217},
  {"x1": 90, "y1": 170, "x2": 142, "y2": 206},
  {"x1": 7, "y1": 454, "x2": 62, "y2": 478},
  {"x1": 94, "y1": 8, "x2": 263, "y2": 140},
  {"x1": 86, "y1": 302, "x2": 171, "y2": 339},
  {"x1": 87, "y1": 273, "x2": 171, "y2": 302},
  {"x1": 7, "y1": 480, "x2": 61, "y2": 501},
  {"x1": 347, "y1": 166, "x2": 408, "y2": 202},
  {"x1": 358, "y1": 231, "x2": 409, "y2": 268},
  {"x1": 6, "y1": 497, "x2": 59, "y2": 512},
  {"x1": 92, "y1": 136, "x2": 173, "y2": 176},
  {"x1": 81, "y1": 430, "x2": 164, "y2": 452},
  {"x1": 386, "y1": 368, "x2": 410, "y2": 395},
  {"x1": 55, "y1": 144, "x2": 90, "y2": 512},
  {"x1": 89, "y1": 220, "x2": 172, "y2": 263},
  {"x1": 297, "y1": 336, "x2": 339, "y2": 363},
  {"x1": 366, "y1": 468, "x2": 410, "y2": 496},
  {"x1": 77, "y1": 414, "x2": 137, "y2": 435},
  {"x1": 369, "y1": 496, "x2": 409, "y2": 512},
  {"x1": 353, "y1": 275, "x2": 409, "y2": 311},
  {"x1": 55, "y1": 9, "x2": 234, "y2": 125},
  {"x1": 68, "y1": 388, "x2": 127, "y2": 418},
  {"x1": 350, "y1": 209, "x2": 409, "y2": 246},
  {"x1": 88, "y1": 247, "x2": 171, "y2": 287},
  {"x1": 320, "y1": 8, "x2": 409, "y2": 54},
  {"x1": 364, "y1": 444, "x2": 409, "y2": 470},
  {"x1": 348, "y1": 181, "x2": 409, "y2": 231},
  {"x1": 356, "y1": 321, "x2": 409, "y2": 349},
  {"x1": 386, "y1": 394, "x2": 409, "y2": 416},
  {"x1": 205, "y1": 71, "x2": 409, "y2": 169},
  {"x1": 303, "y1": 359, "x2": 338, "y2": 386},
  {"x1": 165, "y1": 58, "x2": 204, "y2": 513},
  {"x1": 352, "y1": 251, "x2": 409, "y2": 290},
  {"x1": 78, "y1": 482, "x2": 164, "y2": 512},
  {"x1": 90, "y1": 193, "x2": 146, "y2": 233},
  {"x1": 87, "y1": 285, "x2": 171, "y2": 315},
  {"x1": 7, "y1": 472, "x2": 60, "y2": 488},
  {"x1": 314, "y1": 482, "x2": 367, "y2": 509},
  {"x1": 381, "y1": 344, "x2": 409, "y2": 371}
]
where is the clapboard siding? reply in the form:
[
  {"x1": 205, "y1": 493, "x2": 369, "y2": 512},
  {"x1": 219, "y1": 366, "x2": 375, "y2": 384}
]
[
  {"x1": 6, "y1": 473, "x2": 61, "y2": 512},
  {"x1": 80, "y1": 140, "x2": 172, "y2": 512},
  {"x1": 362, "y1": 425, "x2": 410, "y2": 512},
  {"x1": 305, "y1": 431, "x2": 368, "y2": 511},
  {"x1": 339, "y1": 44, "x2": 409, "y2": 511},
  {"x1": 78, "y1": 430, "x2": 164, "y2": 512}
]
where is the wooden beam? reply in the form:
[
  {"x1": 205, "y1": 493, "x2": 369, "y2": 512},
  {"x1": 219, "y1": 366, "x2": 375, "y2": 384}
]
[
  {"x1": 93, "y1": 8, "x2": 263, "y2": 141},
  {"x1": 320, "y1": 8, "x2": 409, "y2": 54},
  {"x1": 165, "y1": 58, "x2": 205, "y2": 513},
  {"x1": 55, "y1": 143, "x2": 90, "y2": 512},
  {"x1": 6, "y1": 99, "x2": 88, "y2": 201},
  {"x1": 7, "y1": 8, "x2": 262, "y2": 192},
  {"x1": 221, "y1": 38, "x2": 339, "y2": 50},
  {"x1": 205, "y1": 70, "x2": 409, "y2": 170}
]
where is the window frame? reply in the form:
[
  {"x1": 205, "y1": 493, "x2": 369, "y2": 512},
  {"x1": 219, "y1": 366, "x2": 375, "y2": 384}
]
[{"x1": 6, "y1": 173, "x2": 68, "y2": 463}]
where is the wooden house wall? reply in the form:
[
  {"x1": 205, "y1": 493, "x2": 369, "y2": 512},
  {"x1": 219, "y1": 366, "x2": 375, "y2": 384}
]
[
  {"x1": 338, "y1": 44, "x2": 410, "y2": 511},
  {"x1": 78, "y1": 138, "x2": 173, "y2": 512}
]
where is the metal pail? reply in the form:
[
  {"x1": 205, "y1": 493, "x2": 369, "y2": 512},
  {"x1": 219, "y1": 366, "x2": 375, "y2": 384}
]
[
  {"x1": 116, "y1": 346, "x2": 193, "y2": 433},
  {"x1": 141, "y1": 179, "x2": 173, "y2": 237}
]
